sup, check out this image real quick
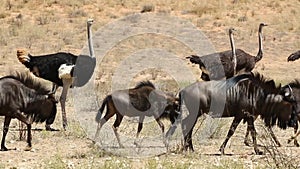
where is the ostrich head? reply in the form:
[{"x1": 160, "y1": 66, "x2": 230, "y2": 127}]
[
  {"x1": 17, "y1": 49, "x2": 30, "y2": 63},
  {"x1": 229, "y1": 27, "x2": 236, "y2": 34},
  {"x1": 87, "y1": 18, "x2": 94, "y2": 26},
  {"x1": 259, "y1": 22, "x2": 268, "y2": 31}
]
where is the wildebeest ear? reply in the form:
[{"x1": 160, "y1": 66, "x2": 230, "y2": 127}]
[{"x1": 273, "y1": 95, "x2": 283, "y2": 102}]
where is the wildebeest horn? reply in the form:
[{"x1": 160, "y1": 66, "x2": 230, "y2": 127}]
[
  {"x1": 47, "y1": 91, "x2": 55, "y2": 95},
  {"x1": 285, "y1": 85, "x2": 293, "y2": 97}
]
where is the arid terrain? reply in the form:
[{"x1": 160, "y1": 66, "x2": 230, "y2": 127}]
[{"x1": 0, "y1": 0, "x2": 300, "y2": 168}]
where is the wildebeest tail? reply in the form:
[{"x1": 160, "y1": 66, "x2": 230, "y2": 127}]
[{"x1": 95, "y1": 95, "x2": 111, "y2": 122}]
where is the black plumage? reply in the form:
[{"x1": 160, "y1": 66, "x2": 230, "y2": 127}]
[
  {"x1": 17, "y1": 19, "x2": 96, "y2": 130},
  {"x1": 287, "y1": 50, "x2": 300, "y2": 62}
]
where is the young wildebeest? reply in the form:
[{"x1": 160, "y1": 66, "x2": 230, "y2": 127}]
[
  {"x1": 175, "y1": 73, "x2": 296, "y2": 155},
  {"x1": 0, "y1": 72, "x2": 57, "y2": 151},
  {"x1": 94, "y1": 81, "x2": 179, "y2": 147}
]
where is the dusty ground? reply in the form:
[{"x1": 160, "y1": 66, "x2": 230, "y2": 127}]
[{"x1": 0, "y1": 0, "x2": 299, "y2": 168}]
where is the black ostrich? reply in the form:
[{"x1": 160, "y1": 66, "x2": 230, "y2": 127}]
[
  {"x1": 287, "y1": 50, "x2": 300, "y2": 62},
  {"x1": 187, "y1": 23, "x2": 267, "y2": 81},
  {"x1": 17, "y1": 19, "x2": 96, "y2": 130}
]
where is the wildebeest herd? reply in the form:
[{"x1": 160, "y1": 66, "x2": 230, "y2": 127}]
[{"x1": 1, "y1": 19, "x2": 300, "y2": 156}]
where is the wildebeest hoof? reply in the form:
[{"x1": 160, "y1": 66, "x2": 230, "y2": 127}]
[
  {"x1": 295, "y1": 141, "x2": 300, "y2": 147},
  {"x1": 219, "y1": 148, "x2": 225, "y2": 155},
  {"x1": 287, "y1": 138, "x2": 293, "y2": 144},
  {"x1": 0, "y1": 146, "x2": 8, "y2": 151},
  {"x1": 63, "y1": 123, "x2": 68, "y2": 130},
  {"x1": 92, "y1": 140, "x2": 96, "y2": 144},
  {"x1": 244, "y1": 141, "x2": 251, "y2": 147},
  {"x1": 45, "y1": 125, "x2": 56, "y2": 131},
  {"x1": 24, "y1": 146, "x2": 32, "y2": 151},
  {"x1": 255, "y1": 149, "x2": 264, "y2": 155}
]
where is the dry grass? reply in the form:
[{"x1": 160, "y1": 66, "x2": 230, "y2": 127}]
[{"x1": 0, "y1": 0, "x2": 299, "y2": 168}]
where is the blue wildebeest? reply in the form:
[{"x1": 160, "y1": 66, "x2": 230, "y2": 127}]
[
  {"x1": 174, "y1": 73, "x2": 296, "y2": 155},
  {"x1": 282, "y1": 80, "x2": 300, "y2": 146},
  {"x1": 94, "y1": 81, "x2": 179, "y2": 147},
  {"x1": 243, "y1": 80, "x2": 300, "y2": 147},
  {"x1": 0, "y1": 71, "x2": 57, "y2": 151}
]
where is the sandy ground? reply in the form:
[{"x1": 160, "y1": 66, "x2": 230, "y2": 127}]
[{"x1": 0, "y1": 0, "x2": 299, "y2": 168}]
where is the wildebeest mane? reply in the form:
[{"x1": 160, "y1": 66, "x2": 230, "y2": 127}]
[
  {"x1": 1, "y1": 71, "x2": 50, "y2": 94},
  {"x1": 249, "y1": 72, "x2": 281, "y2": 94},
  {"x1": 248, "y1": 73, "x2": 292, "y2": 129},
  {"x1": 134, "y1": 81, "x2": 155, "y2": 89}
]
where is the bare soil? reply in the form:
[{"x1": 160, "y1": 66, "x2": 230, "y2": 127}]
[{"x1": 0, "y1": 0, "x2": 299, "y2": 168}]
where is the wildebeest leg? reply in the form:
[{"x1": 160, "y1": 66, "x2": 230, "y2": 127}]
[
  {"x1": 156, "y1": 118, "x2": 165, "y2": 143},
  {"x1": 112, "y1": 114, "x2": 124, "y2": 148},
  {"x1": 134, "y1": 116, "x2": 145, "y2": 146},
  {"x1": 45, "y1": 83, "x2": 58, "y2": 131},
  {"x1": 244, "y1": 125, "x2": 251, "y2": 146},
  {"x1": 1, "y1": 117, "x2": 11, "y2": 151},
  {"x1": 14, "y1": 111, "x2": 34, "y2": 151},
  {"x1": 94, "y1": 107, "x2": 115, "y2": 143},
  {"x1": 247, "y1": 117, "x2": 263, "y2": 155},
  {"x1": 182, "y1": 115, "x2": 199, "y2": 152},
  {"x1": 288, "y1": 122, "x2": 300, "y2": 147},
  {"x1": 24, "y1": 124, "x2": 32, "y2": 151},
  {"x1": 267, "y1": 126, "x2": 281, "y2": 147},
  {"x1": 219, "y1": 117, "x2": 242, "y2": 155},
  {"x1": 244, "y1": 115, "x2": 260, "y2": 146},
  {"x1": 60, "y1": 78, "x2": 72, "y2": 130}
]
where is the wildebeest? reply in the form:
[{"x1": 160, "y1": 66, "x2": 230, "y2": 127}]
[
  {"x1": 282, "y1": 80, "x2": 300, "y2": 146},
  {"x1": 94, "y1": 81, "x2": 179, "y2": 147},
  {"x1": 243, "y1": 81, "x2": 300, "y2": 147},
  {"x1": 175, "y1": 73, "x2": 296, "y2": 155},
  {"x1": 0, "y1": 71, "x2": 57, "y2": 151}
]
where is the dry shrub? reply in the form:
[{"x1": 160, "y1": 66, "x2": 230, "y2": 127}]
[{"x1": 258, "y1": 123, "x2": 300, "y2": 169}]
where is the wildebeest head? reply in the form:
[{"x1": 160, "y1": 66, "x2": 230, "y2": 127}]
[
  {"x1": 281, "y1": 81, "x2": 300, "y2": 127},
  {"x1": 9, "y1": 71, "x2": 58, "y2": 123},
  {"x1": 248, "y1": 73, "x2": 297, "y2": 129},
  {"x1": 271, "y1": 85, "x2": 297, "y2": 129},
  {"x1": 149, "y1": 90, "x2": 180, "y2": 121}
]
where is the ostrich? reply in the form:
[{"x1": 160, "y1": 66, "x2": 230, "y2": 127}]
[
  {"x1": 187, "y1": 23, "x2": 268, "y2": 81},
  {"x1": 17, "y1": 19, "x2": 96, "y2": 130},
  {"x1": 287, "y1": 50, "x2": 300, "y2": 62}
]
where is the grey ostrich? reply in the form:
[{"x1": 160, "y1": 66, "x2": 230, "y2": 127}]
[
  {"x1": 17, "y1": 19, "x2": 96, "y2": 130},
  {"x1": 187, "y1": 23, "x2": 268, "y2": 81}
]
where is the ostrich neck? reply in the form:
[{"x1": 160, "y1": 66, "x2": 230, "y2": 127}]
[
  {"x1": 87, "y1": 24, "x2": 94, "y2": 58},
  {"x1": 230, "y1": 32, "x2": 237, "y2": 74},
  {"x1": 256, "y1": 29, "x2": 263, "y2": 62}
]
